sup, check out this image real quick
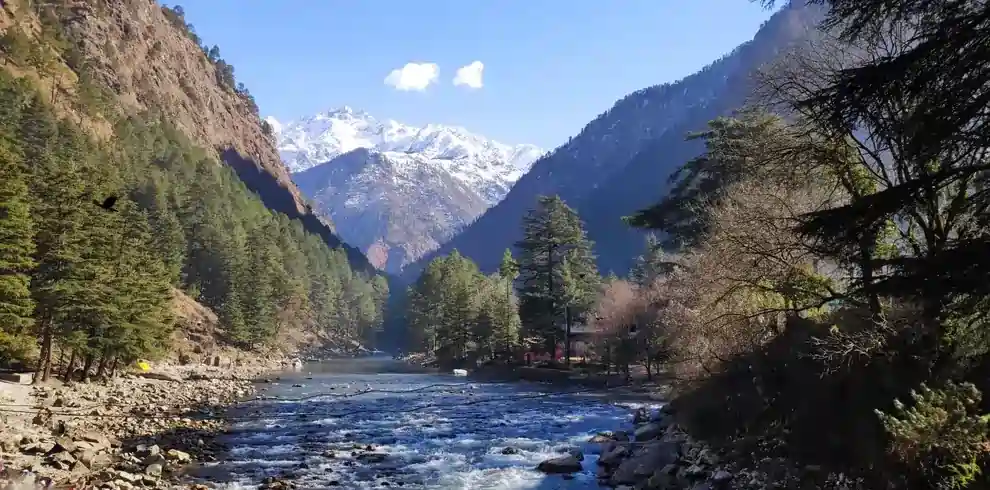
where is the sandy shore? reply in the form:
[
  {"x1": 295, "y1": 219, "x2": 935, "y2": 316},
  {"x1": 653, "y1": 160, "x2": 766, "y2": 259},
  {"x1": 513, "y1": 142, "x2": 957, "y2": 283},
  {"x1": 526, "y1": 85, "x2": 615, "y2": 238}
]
[{"x1": 0, "y1": 360, "x2": 287, "y2": 490}]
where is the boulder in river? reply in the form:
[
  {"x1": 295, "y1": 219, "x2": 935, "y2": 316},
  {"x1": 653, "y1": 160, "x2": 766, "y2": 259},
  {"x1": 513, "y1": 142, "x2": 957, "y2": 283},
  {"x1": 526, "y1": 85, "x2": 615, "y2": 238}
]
[
  {"x1": 356, "y1": 453, "x2": 388, "y2": 464},
  {"x1": 589, "y1": 432, "x2": 616, "y2": 444},
  {"x1": 537, "y1": 455, "x2": 583, "y2": 474}
]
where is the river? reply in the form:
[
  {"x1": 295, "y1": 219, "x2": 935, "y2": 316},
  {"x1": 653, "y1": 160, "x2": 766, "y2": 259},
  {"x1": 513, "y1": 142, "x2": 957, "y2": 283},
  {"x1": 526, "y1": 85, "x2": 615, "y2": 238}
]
[{"x1": 188, "y1": 356, "x2": 662, "y2": 490}]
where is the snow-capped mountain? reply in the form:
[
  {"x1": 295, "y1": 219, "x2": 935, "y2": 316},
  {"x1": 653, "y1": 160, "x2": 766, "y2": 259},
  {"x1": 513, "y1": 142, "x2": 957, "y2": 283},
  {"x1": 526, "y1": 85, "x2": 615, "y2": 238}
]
[
  {"x1": 268, "y1": 107, "x2": 543, "y2": 204},
  {"x1": 270, "y1": 107, "x2": 544, "y2": 273}
]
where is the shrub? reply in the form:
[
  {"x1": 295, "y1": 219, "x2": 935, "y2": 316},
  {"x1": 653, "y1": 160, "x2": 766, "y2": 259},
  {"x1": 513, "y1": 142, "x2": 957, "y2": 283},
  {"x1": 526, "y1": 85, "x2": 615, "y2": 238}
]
[
  {"x1": 877, "y1": 382, "x2": 990, "y2": 489},
  {"x1": 0, "y1": 330, "x2": 39, "y2": 367}
]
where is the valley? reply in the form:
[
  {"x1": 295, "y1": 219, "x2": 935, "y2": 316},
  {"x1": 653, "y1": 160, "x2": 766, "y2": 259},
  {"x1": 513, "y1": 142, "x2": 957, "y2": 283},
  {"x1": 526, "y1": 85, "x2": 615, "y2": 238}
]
[{"x1": 2, "y1": 1, "x2": 988, "y2": 490}]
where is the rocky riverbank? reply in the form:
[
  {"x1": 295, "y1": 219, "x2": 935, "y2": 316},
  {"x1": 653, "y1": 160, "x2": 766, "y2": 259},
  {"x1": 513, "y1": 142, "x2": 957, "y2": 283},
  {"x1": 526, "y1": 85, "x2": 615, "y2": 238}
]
[
  {"x1": 0, "y1": 361, "x2": 286, "y2": 490},
  {"x1": 536, "y1": 405, "x2": 861, "y2": 490}
]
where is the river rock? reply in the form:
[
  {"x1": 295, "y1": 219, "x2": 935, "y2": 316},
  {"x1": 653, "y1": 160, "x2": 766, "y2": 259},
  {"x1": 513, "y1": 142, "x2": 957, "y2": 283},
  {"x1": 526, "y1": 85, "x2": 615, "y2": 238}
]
[
  {"x1": 589, "y1": 432, "x2": 616, "y2": 444},
  {"x1": 356, "y1": 453, "x2": 388, "y2": 464},
  {"x1": 599, "y1": 444, "x2": 630, "y2": 467},
  {"x1": 142, "y1": 453, "x2": 166, "y2": 467},
  {"x1": 77, "y1": 450, "x2": 113, "y2": 470},
  {"x1": 634, "y1": 422, "x2": 666, "y2": 441},
  {"x1": 633, "y1": 407, "x2": 650, "y2": 424},
  {"x1": 41, "y1": 438, "x2": 71, "y2": 457},
  {"x1": 610, "y1": 441, "x2": 681, "y2": 486},
  {"x1": 47, "y1": 451, "x2": 76, "y2": 469},
  {"x1": 612, "y1": 430, "x2": 631, "y2": 441},
  {"x1": 165, "y1": 448, "x2": 191, "y2": 463},
  {"x1": 683, "y1": 463, "x2": 707, "y2": 479},
  {"x1": 144, "y1": 463, "x2": 162, "y2": 477},
  {"x1": 537, "y1": 455, "x2": 583, "y2": 474},
  {"x1": 712, "y1": 470, "x2": 733, "y2": 485},
  {"x1": 137, "y1": 372, "x2": 183, "y2": 382},
  {"x1": 77, "y1": 431, "x2": 112, "y2": 449},
  {"x1": 20, "y1": 441, "x2": 54, "y2": 454},
  {"x1": 646, "y1": 463, "x2": 680, "y2": 489},
  {"x1": 135, "y1": 444, "x2": 161, "y2": 457}
]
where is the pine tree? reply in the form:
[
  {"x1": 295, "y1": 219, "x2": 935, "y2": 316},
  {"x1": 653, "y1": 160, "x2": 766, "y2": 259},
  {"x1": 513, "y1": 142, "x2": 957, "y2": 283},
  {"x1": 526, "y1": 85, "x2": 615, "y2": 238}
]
[
  {"x1": 516, "y1": 195, "x2": 599, "y2": 354},
  {"x1": 238, "y1": 224, "x2": 278, "y2": 347},
  {"x1": 26, "y1": 117, "x2": 91, "y2": 382},
  {"x1": 493, "y1": 249, "x2": 521, "y2": 355},
  {"x1": 499, "y1": 248, "x2": 519, "y2": 283},
  {"x1": 96, "y1": 201, "x2": 174, "y2": 375},
  {"x1": 625, "y1": 111, "x2": 787, "y2": 249},
  {"x1": 408, "y1": 257, "x2": 449, "y2": 353},
  {"x1": 441, "y1": 252, "x2": 482, "y2": 361},
  {"x1": 630, "y1": 234, "x2": 675, "y2": 288},
  {"x1": 0, "y1": 142, "x2": 37, "y2": 365},
  {"x1": 71, "y1": 193, "x2": 126, "y2": 381},
  {"x1": 0, "y1": 28, "x2": 32, "y2": 66}
]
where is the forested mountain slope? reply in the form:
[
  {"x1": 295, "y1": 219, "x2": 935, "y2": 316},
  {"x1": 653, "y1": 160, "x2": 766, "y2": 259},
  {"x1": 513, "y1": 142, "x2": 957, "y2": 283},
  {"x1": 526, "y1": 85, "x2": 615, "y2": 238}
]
[
  {"x1": 402, "y1": 0, "x2": 825, "y2": 280},
  {"x1": 11, "y1": 0, "x2": 371, "y2": 271},
  {"x1": 0, "y1": 0, "x2": 388, "y2": 372},
  {"x1": 579, "y1": 1, "x2": 825, "y2": 274}
]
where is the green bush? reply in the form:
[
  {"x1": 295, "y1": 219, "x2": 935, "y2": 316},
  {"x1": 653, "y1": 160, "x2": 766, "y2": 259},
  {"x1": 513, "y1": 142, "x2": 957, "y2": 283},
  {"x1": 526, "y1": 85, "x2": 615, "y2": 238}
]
[
  {"x1": 0, "y1": 330, "x2": 38, "y2": 367},
  {"x1": 877, "y1": 382, "x2": 990, "y2": 489}
]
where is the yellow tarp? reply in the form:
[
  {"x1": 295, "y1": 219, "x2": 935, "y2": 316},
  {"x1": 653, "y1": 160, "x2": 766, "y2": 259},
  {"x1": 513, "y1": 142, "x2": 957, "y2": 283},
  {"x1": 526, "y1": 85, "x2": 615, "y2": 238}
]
[{"x1": 136, "y1": 360, "x2": 151, "y2": 372}]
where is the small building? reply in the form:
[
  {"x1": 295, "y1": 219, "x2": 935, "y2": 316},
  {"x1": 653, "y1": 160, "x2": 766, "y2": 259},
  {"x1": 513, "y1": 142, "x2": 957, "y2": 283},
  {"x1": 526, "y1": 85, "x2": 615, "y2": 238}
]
[{"x1": 563, "y1": 322, "x2": 599, "y2": 359}]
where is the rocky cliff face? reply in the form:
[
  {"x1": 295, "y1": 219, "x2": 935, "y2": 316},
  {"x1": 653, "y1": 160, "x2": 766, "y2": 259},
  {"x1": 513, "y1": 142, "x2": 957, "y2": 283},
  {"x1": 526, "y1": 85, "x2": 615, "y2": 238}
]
[{"x1": 14, "y1": 0, "x2": 369, "y2": 269}]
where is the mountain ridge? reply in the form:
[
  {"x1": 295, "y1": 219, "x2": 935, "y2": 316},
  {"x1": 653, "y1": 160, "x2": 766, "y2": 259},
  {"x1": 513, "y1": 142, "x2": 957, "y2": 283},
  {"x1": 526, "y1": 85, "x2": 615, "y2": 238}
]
[
  {"x1": 279, "y1": 108, "x2": 545, "y2": 273},
  {"x1": 400, "y1": 0, "x2": 826, "y2": 281}
]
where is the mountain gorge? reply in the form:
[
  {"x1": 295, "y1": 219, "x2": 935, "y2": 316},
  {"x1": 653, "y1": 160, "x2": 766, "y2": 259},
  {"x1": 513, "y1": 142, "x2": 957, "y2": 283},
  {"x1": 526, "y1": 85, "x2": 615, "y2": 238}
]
[
  {"x1": 271, "y1": 108, "x2": 543, "y2": 273},
  {"x1": 403, "y1": 0, "x2": 826, "y2": 280}
]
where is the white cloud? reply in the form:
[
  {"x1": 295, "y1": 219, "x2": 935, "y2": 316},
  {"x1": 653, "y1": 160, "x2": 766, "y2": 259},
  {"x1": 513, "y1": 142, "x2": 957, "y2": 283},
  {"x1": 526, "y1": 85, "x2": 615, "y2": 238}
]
[
  {"x1": 384, "y1": 62, "x2": 439, "y2": 91},
  {"x1": 453, "y1": 61, "x2": 484, "y2": 89}
]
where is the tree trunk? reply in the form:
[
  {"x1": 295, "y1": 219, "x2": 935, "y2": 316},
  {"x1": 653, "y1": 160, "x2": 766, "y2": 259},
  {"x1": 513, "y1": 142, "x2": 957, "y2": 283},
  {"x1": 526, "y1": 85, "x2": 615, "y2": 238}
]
[
  {"x1": 858, "y1": 231, "x2": 882, "y2": 321},
  {"x1": 96, "y1": 352, "x2": 109, "y2": 379},
  {"x1": 63, "y1": 351, "x2": 77, "y2": 382},
  {"x1": 604, "y1": 343, "x2": 611, "y2": 375},
  {"x1": 81, "y1": 354, "x2": 94, "y2": 382},
  {"x1": 34, "y1": 318, "x2": 54, "y2": 383}
]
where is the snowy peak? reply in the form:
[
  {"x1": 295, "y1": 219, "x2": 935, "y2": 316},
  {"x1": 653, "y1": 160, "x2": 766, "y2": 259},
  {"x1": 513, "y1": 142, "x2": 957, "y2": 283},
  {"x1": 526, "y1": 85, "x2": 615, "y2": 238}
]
[
  {"x1": 267, "y1": 108, "x2": 544, "y2": 183},
  {"x1": 280, "y1": 107, "x2": 545, "y2": 273}
]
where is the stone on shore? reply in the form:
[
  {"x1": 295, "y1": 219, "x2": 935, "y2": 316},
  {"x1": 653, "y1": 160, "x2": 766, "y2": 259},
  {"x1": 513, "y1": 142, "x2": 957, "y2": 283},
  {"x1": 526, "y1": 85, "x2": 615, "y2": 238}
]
[
  {"x1": 609, "y1": 441, "x2": 681, "y2": 485},
  {"x1": 0, "y1": 360, "x2": 280, "y2": 489}
]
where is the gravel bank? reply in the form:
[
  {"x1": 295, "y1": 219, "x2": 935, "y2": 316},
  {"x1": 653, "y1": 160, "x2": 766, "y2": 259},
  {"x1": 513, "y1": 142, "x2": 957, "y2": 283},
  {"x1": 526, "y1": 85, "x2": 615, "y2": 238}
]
[{"x1": 0, "y1": 360, "x2": 289, "y2": 490}]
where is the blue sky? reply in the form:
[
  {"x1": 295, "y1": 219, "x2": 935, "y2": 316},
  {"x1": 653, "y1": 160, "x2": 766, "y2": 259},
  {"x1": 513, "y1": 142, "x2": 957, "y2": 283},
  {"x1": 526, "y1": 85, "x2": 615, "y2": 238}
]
[{"x1": 174, "y1": 1, "x2": 776, "y2": 149}]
